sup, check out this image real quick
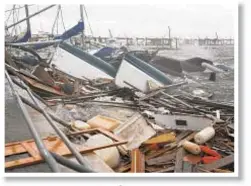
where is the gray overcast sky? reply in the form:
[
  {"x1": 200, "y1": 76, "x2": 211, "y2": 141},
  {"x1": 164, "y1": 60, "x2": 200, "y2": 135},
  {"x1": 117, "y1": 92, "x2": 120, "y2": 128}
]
[{"x1": 5, "y1": 4, "x2": 235, "y2": 38}]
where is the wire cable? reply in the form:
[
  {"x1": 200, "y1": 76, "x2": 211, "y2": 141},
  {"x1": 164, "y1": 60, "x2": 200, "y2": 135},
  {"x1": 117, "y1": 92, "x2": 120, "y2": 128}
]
[
  {"x1": 51, "y1": 5, "x2": 61, "y2": 35},
  {"x1": 83, "y1": 5, "x2": 93, "y2": 36},
  {"x1": 59, "y1": 6, "x2": 66, "y2": 32},
  {"x1": 5, "y1": 4, "x2": 34, "y2": 13}
]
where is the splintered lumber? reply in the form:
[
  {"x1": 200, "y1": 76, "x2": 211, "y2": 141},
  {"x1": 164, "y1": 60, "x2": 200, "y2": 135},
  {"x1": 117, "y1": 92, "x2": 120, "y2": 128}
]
[
  {"x1": 5, "y1": 128, "x2": 127, "y2": 169},
  {"x1": 116, "y1": 163, "x2": 131, "y2": 173},
  {"x1": 176, "y1": 131, "x2": 193, "y2": 143},
  {"x1": 197, "y1": 155, "x2": 234, "y2": 172},
  {"x1": 146, "y1": 152, "x2": 176, "y2": 166},
  {"x1": 174, "y1": 147, "x2": 187, "y2": 172},
  {"x1": 114, "y1": 113, "x2": 156, "y2": 150},
  {"x1": 182, "y1": 161, "x2": 193, "y2": 172},
  {"x1": 213, "y1": 169, "x2": 233, "y2": 173},
  {"x1": 143, "y1": 132, "x2": 176, "y2": 145},
  {"x1": 183, "y1": 155, "x2": 201, "y2": 165},
  {"x1": 145, "y1": 143, "x2": 177, "y2": 160},
  {"x1": 139, "y1": 89, "x2": 164, "y2": 101},
  {"x1": 177, "y1": 132, "x2": 197, "y2": 147},
  {"x1": 160, "y1": 92, "x2": 194, "y2": 109},
  {"x1": 87, "y1": 115, "x2": 121, "y2": 131},
  {"x1": 155, "y1": 166, "x2": 175, "y2": 173},
  {"x1": 131, "y1": 149, "x2": 145, "y2": 173}
]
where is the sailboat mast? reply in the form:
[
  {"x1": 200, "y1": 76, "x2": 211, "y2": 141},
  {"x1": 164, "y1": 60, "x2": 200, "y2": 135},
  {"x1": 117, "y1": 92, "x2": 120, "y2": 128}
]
[
  {"x1": 80, "y1": 5, "x2": 85, "y2": 50},
  {"x1": 24, "y1": 5, "x2": 31, "y2": 35},
  {"x1": 7, "y1": 5, "x2": 55, "y2": 29}
]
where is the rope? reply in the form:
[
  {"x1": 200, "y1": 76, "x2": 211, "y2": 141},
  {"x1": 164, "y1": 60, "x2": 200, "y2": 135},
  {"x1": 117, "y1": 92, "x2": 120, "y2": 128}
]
[{"x1": 83, "y1": 5, "x2": 93, "y2": 36}]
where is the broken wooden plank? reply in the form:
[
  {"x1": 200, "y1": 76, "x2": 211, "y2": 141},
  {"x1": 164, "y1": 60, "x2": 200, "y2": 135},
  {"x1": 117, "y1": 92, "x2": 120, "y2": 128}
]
[
  {"x1": 5, "y1": 132, "x2": 127, "y2": 170},
  {"x1": 114, "y1": 113, "x2": 156, "y2": 150},
  {"x1": 177, "y1": 132, "x2": 197, "y2": 147},
  {"x1": 174, "y1": 147, "x2": 186, "y2": 172},
  {"x1": 143, "y1": 132, "x2": 176, "y2": 145},
  {"x1": 139, "y1": 89, "x2": 163, "y2": 101},
  {"x1": 146, "y1": 152, "x2": 176, "y2": 166},
  {"x1": 198, "y1": 155, "x2": 234, "y2": 171},
  {"x1": 176, "y1": 131, "x2": 193, "y2": 143},
  {"x1": 155, "y1": 166, "x2": 175, "y2": 173},
  {"x1": 115, "y1": 162, "x2": 131, "y2": 173},
  {"x1": 182, "y1": 161, "x2": 193, "y2": 172},
  {"x1": 131, "y1": 149, "x2": 145, "y2": 173},
  {"x1": 213, "y1": 168, "x2": 233, "y2": 173},
  {"x1": 145, "y1": 143, "x2": 177, "y2": 160}
]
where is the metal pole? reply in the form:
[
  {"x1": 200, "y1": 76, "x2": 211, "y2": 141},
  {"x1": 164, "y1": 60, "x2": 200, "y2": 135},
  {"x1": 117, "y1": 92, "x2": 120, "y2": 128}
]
[
  {"x1": 7, "y1": 5, "x2": 56, "y2": 29},
  {"x1": 12, "y1": 5, "x2": 17, "y2": 35},
  {"x1": 24, "y1": 5, "x2": 31, "y2": 35},
  {"x1": 11, "y1": 77, "x2": 50, "y2": 107},
  {"x1": 201, "y1": 62, "x2": 224, "y2": 73},
  {"x1": 5, "y1": 71, "x2": 60, "y2": 172},
  {"x1": 18, "y1": 78, "x2": 94, "y2": 172},
  {"x1": 6, "y1": 39, "x2": 62, "y2": 46},
  {"x1": 80, "y1": 5, "x2": 85, "y2": 50},
  {"x1": 168, "y1": 26, "x2": 172, "y2": 49},
  {"x1": 51, "y1": 152, "x2": 94, "y2": 172}
]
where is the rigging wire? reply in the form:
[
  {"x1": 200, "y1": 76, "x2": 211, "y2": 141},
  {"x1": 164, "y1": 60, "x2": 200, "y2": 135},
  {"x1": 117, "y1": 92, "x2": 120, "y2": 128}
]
[
  {"x1": 14, "y1": 4, "x2": 21, "y2": 34},
  {"x1": 37, "y1": 5, "x2": 44, "y2": 32},
  {"x1": 5, "y1": 4, "x2": 34, "y2": 13},
  {"x1": 5, "y1": 7, "x2": 13, "y2": 23},
  {"x1": 51, "y1": 5, "x2": 61, "y2": 35},
  {"x1": 59, "y1": 6, "x2": 66, "y2": 32},
  {"x1": 11, "y1": 5, "x2": 16, "y2": 36},
  {"x1": 83, "y1": 5, "x2": 93, "y2": 36}
]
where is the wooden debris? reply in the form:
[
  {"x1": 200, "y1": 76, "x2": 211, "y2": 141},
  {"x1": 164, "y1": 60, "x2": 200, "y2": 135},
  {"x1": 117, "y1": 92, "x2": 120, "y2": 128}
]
[
  {"x1": 87, "y1": 115, "x2": 121, "y2": 131},
  {"x1": 197, "y1": 155, "x2": 234, "y2": 172},
  {"x1": 115, "y1": 163, "x2": 131, "y2": 173},
  {"x1": 131, "y1": 149, "x2": 145, "y2": 173},
  {"x1": 183, "y1": 154, "x2": 201, "y2": 164},
  {"x1": 146, "y1": 152, "x2": 176, "y2": 166},
  {"x1": 177, "y1": 132, "x2": 197, "y2": 147},
  {"x1": 145, "y1": 143, "x2": 177, "y2": 160},
  {"x1": 174, "y1": 148, "x2": 187, "y2": 172},
  {"x1": 6, "y1": 128, "x2": 127, "y2": 169},
  {"x1": 114, "y1": 113, "x2": 156, "y2": 150},
  {"x1": 143, "y1": 132, "x2": 176, "y2": 145},
  {"x1": 155, "y1": 166, "x2": 175, "y2": 173},
  {"x1": 182, "y1": 161, "x2": 193, "y2": 172}
]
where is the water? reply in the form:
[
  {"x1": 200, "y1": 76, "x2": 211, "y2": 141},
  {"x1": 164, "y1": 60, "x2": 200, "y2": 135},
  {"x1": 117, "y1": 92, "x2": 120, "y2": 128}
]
[{"x1": 159, "y1": 45, "x2": 234, "y2": 103}]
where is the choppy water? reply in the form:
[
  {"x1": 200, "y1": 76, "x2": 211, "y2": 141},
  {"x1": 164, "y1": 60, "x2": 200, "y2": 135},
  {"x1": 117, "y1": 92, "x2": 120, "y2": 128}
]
[
  {"x1": 159, "y1": 45, "x2": 234, "y2": 103},
  {"x1": 5, "y1": 44, "x2": 234, "y2": 172}
]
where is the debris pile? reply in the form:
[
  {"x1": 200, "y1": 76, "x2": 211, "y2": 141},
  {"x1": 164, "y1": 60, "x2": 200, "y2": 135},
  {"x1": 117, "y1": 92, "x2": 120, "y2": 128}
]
[
  {"x1": 42, "y1": 79, "x2": 234, "y2": 173},
  {"x1": 5, "y1": 46, "x2": 234, "y2": 173}
]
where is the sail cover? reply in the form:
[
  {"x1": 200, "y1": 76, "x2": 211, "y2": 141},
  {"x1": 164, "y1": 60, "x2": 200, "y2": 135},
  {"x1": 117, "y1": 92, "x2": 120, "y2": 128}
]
[
  {"x1": 13, "y1": 29, "x2": 31, "y2": 43},
  {"x1": 93, "y1": 47, "x2": 116, "y2": 60},
  {"x1": 54, "y1": 21, "x2": 84, "y2": 40},
  {"x1": 32, "y1": 21, "x2": 84, "y2": 50}
]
